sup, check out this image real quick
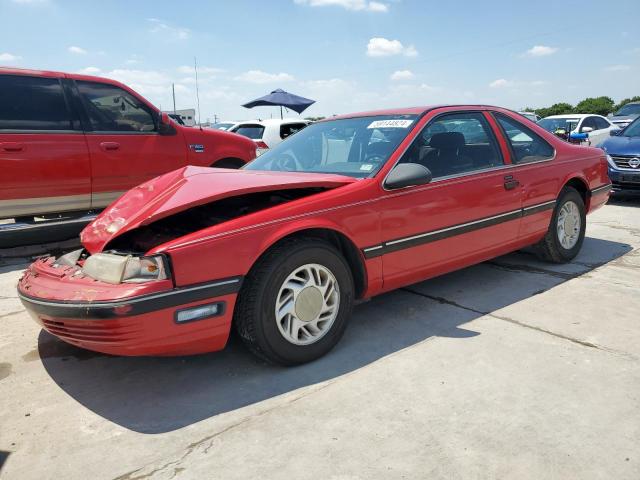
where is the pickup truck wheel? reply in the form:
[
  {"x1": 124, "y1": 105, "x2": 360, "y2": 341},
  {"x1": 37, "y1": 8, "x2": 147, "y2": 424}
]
[
  {"x1": 534, "y1": 187, "x2": 586, "y2": 263},
  {"x1": 234, "y1": 238, "x2": 354, "y2": 365}
]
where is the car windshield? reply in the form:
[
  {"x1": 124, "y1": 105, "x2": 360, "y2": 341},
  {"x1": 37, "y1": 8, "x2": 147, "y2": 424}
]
[
  {"x1": 621, "y1": 118, "x2": 640, "y2": 137},
  {"x1": 538, "y1": 117, "x2": 580, "y2": 133},
  {"x1": 614, "y1": 104, "x2": 640, "y2": 116},
  {"x1": 243, "y1": 115, "x2": 418, "y2": 178}
]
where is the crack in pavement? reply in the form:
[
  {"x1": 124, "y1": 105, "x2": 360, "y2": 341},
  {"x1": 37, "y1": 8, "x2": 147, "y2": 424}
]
[
  {"x1": 485, "y1": 261, "x2": 579, "y2": 280},
  {"x1": 400, "y1": 287, "x2": 636, "y2": 360},
  {"x1": 0, "y1": 309, "x2": 25, "y2": 319},
  {"x1": 112, "y1": 381, "x2": 337, "y2": 480}
]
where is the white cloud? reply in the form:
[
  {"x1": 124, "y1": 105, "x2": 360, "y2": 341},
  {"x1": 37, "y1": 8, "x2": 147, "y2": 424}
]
[
  {"x1": 366, "y1": 37, "x2": 418, "y2": 57},
  {"x1": 489, "y1": 78, "x2": 513, "y2": 88},
  {"x1": 0, "y1": 52, "x2": 21, "y2": 62},
  {"x1": 390, "y1": 70, "x2": 415, "y2": 81},
  {"x1": 235, "y1": 70, "x2": 295, "y2": 84},
  {"x1": 77, "y1": 66, "x2": 101, "y2": 75},
  {"x1": 68, "y1": 46, "x2": 87, "y2": 55},
  {"x1": 604, "y1": 64, "x2": 631, "y2": 72},
  {"x1": 294, "y1": 0, "x2": 389, "y2": 12},
  {"x1": 524, "y1": 45, "x2": 558, "y2": 57},
  {"x1": 147, "y1": 18, "x2": 190, "y2": 40}
]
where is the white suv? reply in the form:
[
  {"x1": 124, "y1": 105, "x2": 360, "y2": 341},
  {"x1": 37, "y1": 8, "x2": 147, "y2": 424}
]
[{"x1": 230, "y1": 118, "x2": 310, "y2": 155}]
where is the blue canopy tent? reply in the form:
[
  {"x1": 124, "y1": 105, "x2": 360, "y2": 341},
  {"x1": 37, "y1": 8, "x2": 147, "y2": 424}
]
[{"x1": 242, "y1": 89, "x2": 315, "y2": 119}]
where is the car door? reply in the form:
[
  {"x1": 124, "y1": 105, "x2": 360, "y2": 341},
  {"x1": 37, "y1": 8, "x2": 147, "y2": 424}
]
[
  {"x1": 377, "y1": 111, "x2": 523, "y2": 290},
  {"x1": 491, "y1": 112, "x2": 557, "y2": 241},
  {"x1": 592, "y1": 116, "x2": 614, "y2": 145},
  {"x1": 73, "y1": 80, "x2": 186, "y2": 209},
  {"x1": 0, "y1": 73, "x2": 90, "y2": 219},
  {"x1": 579, "y1": 116, "x2": 602, "y2": 145}
]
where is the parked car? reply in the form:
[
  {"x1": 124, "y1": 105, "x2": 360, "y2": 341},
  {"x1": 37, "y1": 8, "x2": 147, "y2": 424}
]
[
  {"x1": 599, "y1": 117, "x2": 640, "y2": 192},
  {"x1": 210, "y1": 121, "x2": 240, "y2": 131},
  {"x1": 608, "y1": 102, "x2": 640, "y2": 129},
  {"x1": 538, "y1": 114, "x2": 619, "y2": 146},
  {"x1": 18, "y1": 105, "x2": 610, "y2": 365},
  {"x1": 518, "y1": 111, "x2": 540, "y2": 122},
  {"x1": 229, "y1": 118, "x2": 310, "y2": 155},
  {"x1": 0, "y1": 67, "x2": 256, "y2": 222}
]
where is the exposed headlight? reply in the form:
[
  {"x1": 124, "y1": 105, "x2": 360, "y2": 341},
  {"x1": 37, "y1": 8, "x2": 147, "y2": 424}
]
[{"x1": 82, "y1": 253, "x2": 169, "y2": 284}]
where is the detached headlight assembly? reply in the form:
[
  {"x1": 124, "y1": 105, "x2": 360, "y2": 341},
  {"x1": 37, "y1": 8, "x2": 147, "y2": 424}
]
[{"x1": 82, "y1": 253, "x2": 169, "y2": 284}]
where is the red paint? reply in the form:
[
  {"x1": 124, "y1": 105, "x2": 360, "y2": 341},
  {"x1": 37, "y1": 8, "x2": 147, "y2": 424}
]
[{"x1": 19, "y1": 106, "x2": 611, "y2": 356}]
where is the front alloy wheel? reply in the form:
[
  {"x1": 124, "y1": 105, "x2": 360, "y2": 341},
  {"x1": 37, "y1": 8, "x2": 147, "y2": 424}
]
[
  {"x1": 275, "y1": 263, "x2": 340, "y2": 346},
  {"x1": 234, "y1": 238, "x2": 354, "y2": 365}
]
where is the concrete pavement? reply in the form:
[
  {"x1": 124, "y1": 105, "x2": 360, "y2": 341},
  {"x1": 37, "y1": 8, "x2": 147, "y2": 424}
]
[{"x1": 1, "y1": 198, "x2": 639, "y2": 479}]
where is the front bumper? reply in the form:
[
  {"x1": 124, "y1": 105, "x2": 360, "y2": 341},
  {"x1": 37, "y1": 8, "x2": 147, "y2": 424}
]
[
  {"x1": 608, "y1": 168, "x2": 640, "y2": 192},
  {"x1": 18, "y1": 257, "x2": 243, "y2": 356}
]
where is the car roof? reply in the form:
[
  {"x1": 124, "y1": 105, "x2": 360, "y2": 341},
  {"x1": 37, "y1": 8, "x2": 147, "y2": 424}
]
[
  {"x1": 543, "y1": 114, "x2": 593, "y2": 119},
  {"x1": 326, "y1": 105, "x2": 522, "y2": 121},
  {"x1": 235, "y1": 119, "x2": 310, "y2": 126}
]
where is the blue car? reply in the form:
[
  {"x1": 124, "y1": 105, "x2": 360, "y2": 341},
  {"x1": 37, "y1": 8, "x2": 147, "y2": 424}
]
[{"x1": 599, "y1": 117, "x2": 640, "y2": 192}]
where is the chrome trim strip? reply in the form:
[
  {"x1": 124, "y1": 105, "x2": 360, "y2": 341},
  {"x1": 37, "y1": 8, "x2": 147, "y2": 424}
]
[
  {"x1": 362, "y1": 199, "x2": 557, "y2": 259},
  {"x1": 0, "y1": 194, "x2": 91, "y2": 219},
  {"x1": 590, "y1": 184, "x2": 612, "y2": 194},
  {"x1": 523, "y1": 199, "x2": 556, "y2": 211},
  {"x1": 385, "y1": 208, "x2": 522, "y2": 247}
]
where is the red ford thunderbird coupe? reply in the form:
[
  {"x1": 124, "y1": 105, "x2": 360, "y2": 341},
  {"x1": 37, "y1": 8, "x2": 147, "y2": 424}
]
[{"x1": 18, "y1": 105, "x2": 611, "y2": 365}]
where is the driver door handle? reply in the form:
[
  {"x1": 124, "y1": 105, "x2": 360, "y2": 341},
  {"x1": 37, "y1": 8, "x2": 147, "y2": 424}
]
[
  {"x1": 100, "y1": 142, "x2": 120, "y2": 151},
  {"x1": 0, "y1": 142, "x2": 24, "y2": 152},
  {"x1": 504, "y1": 175, "x2": 520, "y2": 190}
]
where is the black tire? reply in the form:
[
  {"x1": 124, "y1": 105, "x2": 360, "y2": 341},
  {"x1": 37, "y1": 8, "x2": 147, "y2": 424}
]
[
  {"x1": 234, "y1": 238, "x2": 354, "y2": 366},
  {"x1": 534, "y1": 187, "x2": 586, "y2": 263},
  {"x1": 211, "y1": 158, "x2": 244, "y2": 169}
]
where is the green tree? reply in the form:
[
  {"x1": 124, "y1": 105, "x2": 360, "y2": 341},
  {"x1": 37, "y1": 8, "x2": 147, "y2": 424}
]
[
  {"x1": 574, "y1": 96, "x2": 615, "y2": 116},
  {"x1": 614, "y1": 96, "x2": 640, "y2": 112},
  {"x1": 535, "y1": 102, "x2": 574, "y2": 118}
]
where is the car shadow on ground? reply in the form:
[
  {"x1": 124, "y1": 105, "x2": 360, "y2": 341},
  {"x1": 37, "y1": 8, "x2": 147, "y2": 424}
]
[{"x1": 38, "y1": 236, "x2": 632, "y2": 434}]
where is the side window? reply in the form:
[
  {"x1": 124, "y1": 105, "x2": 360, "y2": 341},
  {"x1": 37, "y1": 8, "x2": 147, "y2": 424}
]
[
  {"x1": 280, "y1": 122, "x2": 307, "y2": 139},
  {"x1": 232, "y1": 124, "x2": 265, "y2": 140},
  {"x1": 76, "y1": 81, "x2": 156, "y2": 133},
  {"x1": 0, "y1": 74, "x2": 75, "y2": 131},
  {"x1": 399, "y1": 112, "x2": 503, "y2": 179},
  {"x1": 495, "y1": 113, "x2": 554, "y2": 164},
  {"x1": 581, "y1": 116, "x2": 598, "y2": 132},
  {"x1": 594, "y1": 117, "x2": 610, "y2": 130}
]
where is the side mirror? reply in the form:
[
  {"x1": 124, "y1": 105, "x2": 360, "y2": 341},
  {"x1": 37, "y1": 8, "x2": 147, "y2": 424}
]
[
  {"x1": 158, "y1": 112, "x2": 176, "y2": 136},
  {"x1": 610, "y1": 129, "x2": 622, "y2": 136},
  {"x1": 581, "y1": 126, "x2": 594, "y2": 133},
  {"x1": 385, "y1": 163, "x2": 432, "y2": 190}
]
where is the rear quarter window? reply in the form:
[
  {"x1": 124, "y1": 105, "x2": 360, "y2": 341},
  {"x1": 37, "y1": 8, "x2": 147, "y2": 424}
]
[
  {"x1": 280, "y1": 122, "x2": 308, "y2": 139},
  {"x1": 232, "y1": 124, "x2": 265, "y2": 139},
  {"x1": 0, "y1": 74, "x2": 75, "y2": 131},
  {"x1": 494, "y1": 113, "x2": 554, "y2": 164}
]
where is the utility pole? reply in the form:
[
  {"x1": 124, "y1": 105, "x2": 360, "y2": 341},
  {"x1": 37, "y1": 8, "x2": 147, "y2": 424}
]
[{"x1": 172, "y1": 83, "x2": 176, "y2": 114}]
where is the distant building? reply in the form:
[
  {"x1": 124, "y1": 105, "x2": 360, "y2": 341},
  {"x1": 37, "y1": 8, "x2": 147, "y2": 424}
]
[{"x1": 164, "y1": 108, "x2": 196, "y2": 127}]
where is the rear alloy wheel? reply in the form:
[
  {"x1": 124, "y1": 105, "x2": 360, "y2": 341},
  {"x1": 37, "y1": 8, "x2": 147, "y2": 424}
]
[
  {"x1": 234, "y1": 238, "x2": 354, "y2": 365},
  {"x1": 534, "y1": 186, "x2": 586, "y2": 263}
]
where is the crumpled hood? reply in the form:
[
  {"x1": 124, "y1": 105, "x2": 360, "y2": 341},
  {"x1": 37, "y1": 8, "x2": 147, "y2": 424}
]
[
  {"x1": 81, "y1": 166, "x2": 356, "y2": 253},
  {"x1": 600, "y1": 135, "x2": 640, "y2": 156}
]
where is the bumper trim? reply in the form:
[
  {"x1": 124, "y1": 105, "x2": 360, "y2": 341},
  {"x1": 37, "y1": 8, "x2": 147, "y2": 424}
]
[{"x1": 18, "y1": 276, "x2": 243, "y2": 320}]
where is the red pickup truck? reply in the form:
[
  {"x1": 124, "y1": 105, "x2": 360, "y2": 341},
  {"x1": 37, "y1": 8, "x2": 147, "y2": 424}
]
[{"x1": 0, "y1": 67, "x2": 256, "y2": 223}]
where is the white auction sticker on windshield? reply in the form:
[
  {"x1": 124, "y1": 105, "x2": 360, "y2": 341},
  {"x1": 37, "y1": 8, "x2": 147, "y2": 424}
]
[
  {"x1": 360, "y1": 164, "x2": 374, "y2": 171},
  {"x1": 367, "y1": 119, "x2": 413, "y2": 129}
]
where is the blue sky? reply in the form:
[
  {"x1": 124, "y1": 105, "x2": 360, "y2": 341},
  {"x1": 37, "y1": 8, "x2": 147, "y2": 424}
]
[{"x1": 1, "y1": 0, "x2": 638, "y2": 121}]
